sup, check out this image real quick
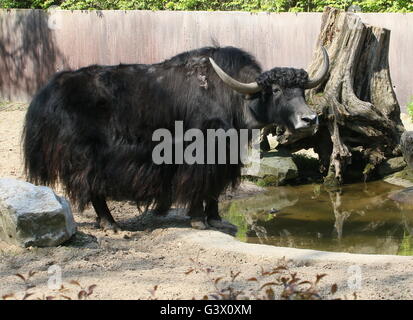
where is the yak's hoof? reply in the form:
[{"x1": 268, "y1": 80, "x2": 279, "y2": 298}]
[
  {"x1": 97, "y1": 218, "x2": 120, "y2": 233},
  {"x1": 207, "y1": 218, "x2": 238, "y2": 231},
  {"x1": 190, "y1": 219, "x2": 208, "y2": 230}
]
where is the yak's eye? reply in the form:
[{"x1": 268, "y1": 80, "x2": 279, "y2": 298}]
[{"x1": 272, "y1": 86, "x2": 282, "y2": 96}]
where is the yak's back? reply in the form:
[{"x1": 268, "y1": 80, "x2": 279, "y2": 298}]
[{"x1": 161, "y1": 46, "x2": 262, "y2": 77}]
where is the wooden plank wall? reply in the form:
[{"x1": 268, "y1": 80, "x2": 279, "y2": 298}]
[{"x1": 0, "y1": 9, "x2": 412, "y2": 108}]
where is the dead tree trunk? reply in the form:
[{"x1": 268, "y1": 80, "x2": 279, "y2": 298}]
[{"x1": 274, "y1": 7, "x2": 405, "y2": 186}]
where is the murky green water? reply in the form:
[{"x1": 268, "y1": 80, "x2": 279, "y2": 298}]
[{"x1": 221, "y1": 181, "x2": 413, "y2": 255}]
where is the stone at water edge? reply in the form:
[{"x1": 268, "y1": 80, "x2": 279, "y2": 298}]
[
  {"x1": 0, "y1": 178, "x2": 76, "y2": 247},
  {"x1": 388, "y1": 186, "x2": 413, "y2": 206},
  {"x1": 401, "y1": 131, "x2": 413, "y2": 169},
  {"x1": 243, "y1": 151, "x2": 298, "y2": 186},
  {"x1": 388, "y1": 133, "x2": 413, "y2": 204},
  {"x1": 376, "y1": 157, "x2": 407, "y2": 177}
]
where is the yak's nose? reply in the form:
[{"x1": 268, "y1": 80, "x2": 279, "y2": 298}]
[
  {"x1": 301, "y1": 113, "x2": 318, "y2": 126},
  {"x1": 293, "y1": 112, "x2": 318, "y2": 130}
]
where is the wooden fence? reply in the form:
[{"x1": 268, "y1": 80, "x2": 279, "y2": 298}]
[{"x1": 0, "y1": 9, "x2": 412, "y2": 108}]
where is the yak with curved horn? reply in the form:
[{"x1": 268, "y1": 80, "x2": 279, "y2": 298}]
[
  {"x1": 24, "y1": 46, "x2": 329, "y2": 231},
  {"x1": 209, "y1": 47, "x2": 329, "y2": 93}
]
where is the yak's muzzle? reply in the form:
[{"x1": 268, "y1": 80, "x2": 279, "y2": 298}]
[{"x1": 292, "y1": 112, "x2": 319, "y2": 132}]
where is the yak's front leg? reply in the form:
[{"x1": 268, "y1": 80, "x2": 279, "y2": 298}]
[
  {"x1": 188, "y1": 201, "x2": 207, "y2": 230},
  {"x1": 205, "y1": 198, "x2": 237, "y2": 232},
  {"x1": 91, "y1": 195, "x2": 120, "y2": 232},
  {"x1": 153, "y1": 193, "x2": 173, "y2": 216}
]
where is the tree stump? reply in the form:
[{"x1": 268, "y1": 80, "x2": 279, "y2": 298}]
[{"x1": 272, "y1": 7, "x2": 405, "y2": 186}]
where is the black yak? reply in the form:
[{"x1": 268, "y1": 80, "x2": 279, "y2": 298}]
[{"x1": 23, "y1": 46, "x2": 329, "y2": 231}]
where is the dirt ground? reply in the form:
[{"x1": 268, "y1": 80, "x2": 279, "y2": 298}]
[{"x1": 1, "y1": 104, "x2": 413, "y2": 300}]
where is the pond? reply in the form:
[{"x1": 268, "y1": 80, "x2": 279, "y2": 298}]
[{"x1": 221, "y1": 181, "x2": 413, "y2": 255}]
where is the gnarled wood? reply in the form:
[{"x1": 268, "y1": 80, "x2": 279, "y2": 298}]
[{"x1": 271, "y1": 7, "x2": 405, "y2": 186}]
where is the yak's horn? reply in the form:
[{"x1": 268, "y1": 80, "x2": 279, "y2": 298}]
[
  {"x1": 304, "y1": 47, "x2": 330, "y2": 89},
  {"x1": 209, "y1": 58, "x2": 261, "y2": 94}
]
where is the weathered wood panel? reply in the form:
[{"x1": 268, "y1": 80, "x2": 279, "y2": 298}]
[{"x1": 0, "y1": 9, "x2": 412, "y2": 108}]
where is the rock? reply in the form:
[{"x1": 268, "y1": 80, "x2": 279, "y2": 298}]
[
  {"x1": 385, "y1": 133, "x2": 413, "y2": 187},
  {"x1": 383, "y1": 167, "x2": 413, "y2": 188},
  {"x1": 0, "y1": 178, "x2": 76, "y2": 247},
  {"x1": 401, "y1": 131, "x2": 413, "y2": 168},
  {"x1": 244, "y1": 151, "x2": 298, "y2": 186},
  {"x1": 376, "y1": 157, "x2": 406, "y2": 177}
]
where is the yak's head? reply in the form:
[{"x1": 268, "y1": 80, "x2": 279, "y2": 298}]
[{"x1": 209, "y1": 47, "x2": 329, "y2": 133}]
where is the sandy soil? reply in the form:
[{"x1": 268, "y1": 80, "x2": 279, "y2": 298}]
[{"x1": 1, "y1": 104, "x2": 413, "y2": 300}]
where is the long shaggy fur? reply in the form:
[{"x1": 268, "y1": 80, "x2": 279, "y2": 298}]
[{"x1": 23, "y1": 46, "x2": 262, "y2": 213}]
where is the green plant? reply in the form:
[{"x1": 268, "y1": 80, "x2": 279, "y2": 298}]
[
  {"x1": 407, "y1": 97, "x2": 413, "y2": 122},
  {"x1": 397, "y1": 231, "x2": 413, "y2": 256}
]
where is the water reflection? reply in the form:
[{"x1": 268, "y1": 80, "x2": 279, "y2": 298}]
[{"x1": 221, "y1": 181, "x2": 413, "y2": 255}]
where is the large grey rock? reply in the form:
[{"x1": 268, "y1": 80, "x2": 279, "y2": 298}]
[
  {"x1": 0, "y1": 179, "x2": 76, "y2": 247},
  {"x1": 244, "y1": 151, "x2": 298, "y2": 186}
]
